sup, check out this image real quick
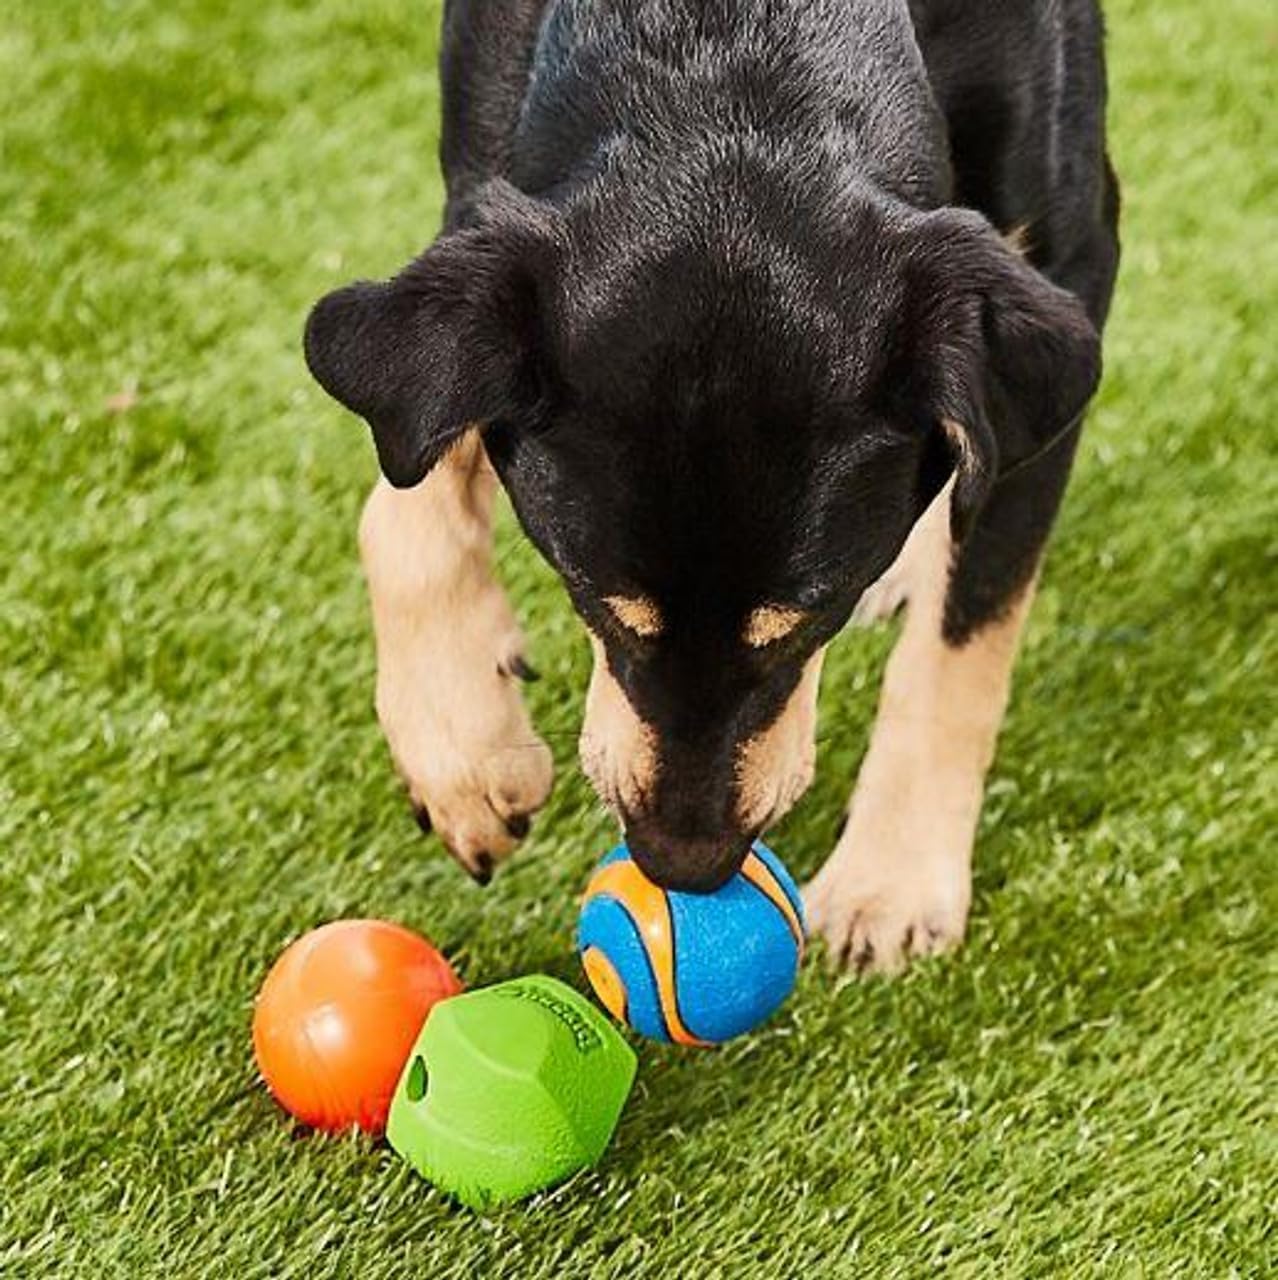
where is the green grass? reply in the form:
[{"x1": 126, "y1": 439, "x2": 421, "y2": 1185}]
[{"x1": 1, "y1": 1, "x2": 1274, "y2": 1274}]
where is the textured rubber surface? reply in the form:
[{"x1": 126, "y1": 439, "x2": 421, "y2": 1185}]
[{"x1": 387, "y1": 975, "x2": 636, "y2": 1209}]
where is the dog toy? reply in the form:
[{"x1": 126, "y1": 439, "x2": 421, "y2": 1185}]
[
  {"x1": 577, "y1": 842, "x2": 804, "y2": 1045},
  {"x1": 387, "y1": 975, "x2": 636, "y2": 1208},
  {"x1": 253, "y1": 919, "x2": 463, "y2": 1134}
]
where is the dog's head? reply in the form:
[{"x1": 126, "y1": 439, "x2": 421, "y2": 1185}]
[{"x1": 306, "y1": 176, "x2": 1099, "y2": 890}]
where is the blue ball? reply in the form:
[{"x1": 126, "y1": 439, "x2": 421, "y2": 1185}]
[{"x1": 577, "y1": 842, "x2": 805, "y2": 1045}]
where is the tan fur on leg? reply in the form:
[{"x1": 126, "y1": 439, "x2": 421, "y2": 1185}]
[
  {"x1": 360, "y1": 433, "x2": 553, "y2": 878},
  {"x1": 850, "y1": 485, "x2": 947, "y2": 626},
  {"x1": 805, "y1": 483, "x2": 1035, "y2": 973}
]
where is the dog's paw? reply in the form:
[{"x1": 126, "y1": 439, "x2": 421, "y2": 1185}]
[
  {"x1": 375, "y1": 586, "x2": 553, "y2": 883},
  {"x1": 803, "y1": 815, "x2": 972, "y2": 976},
  {"x1": 392, "y1": 725, "x2": 554, "y2": 885}
]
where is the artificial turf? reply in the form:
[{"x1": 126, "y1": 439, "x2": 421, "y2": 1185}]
[{"x1": 1, "y1": 1, "x2": 1274, "y2": 1275}]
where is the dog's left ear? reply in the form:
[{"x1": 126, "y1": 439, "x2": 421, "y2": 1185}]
[{"x1": 903, "y1": 210, "x2": 1102, "y2": 541}]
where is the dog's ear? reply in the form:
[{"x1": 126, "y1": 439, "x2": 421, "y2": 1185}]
[
  {"x1": 902, "y1": 210, "x2": 1102, "y2": 541},
  {"x1": 304, "y1": 181, "x2": 564, "y2": 488}
]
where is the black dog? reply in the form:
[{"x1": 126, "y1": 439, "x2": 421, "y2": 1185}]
[{"x1": 305, "y1": 0, "x2": 1119, "y2": 973}]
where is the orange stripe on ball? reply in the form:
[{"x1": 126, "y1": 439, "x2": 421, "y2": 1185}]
[
  {"x1": 583, "y1": 860, "x2": 710, "y2": 1047},
  {"x1": 741, "y1": 852, "x2": 805, "y2": 958},
  {"x1": 581, "y1": 946, "x2": 629, "y2": 1024}
]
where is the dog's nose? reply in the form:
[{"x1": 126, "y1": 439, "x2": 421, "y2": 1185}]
[{"x1": 625, "y1": 820, "x2": 754, "y2": 893}]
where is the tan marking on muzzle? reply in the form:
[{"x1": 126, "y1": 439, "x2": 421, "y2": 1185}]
[
  {"x1": 579, "y1": 632, "x2": 657, "y2": 813},
  {"x1": 735, "y1": 647, "x2": 826, "y2": 829}
]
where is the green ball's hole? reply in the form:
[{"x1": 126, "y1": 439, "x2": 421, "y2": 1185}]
[{"x1": 405, "y1": 1054, "x2": 428, "y2": 1102}]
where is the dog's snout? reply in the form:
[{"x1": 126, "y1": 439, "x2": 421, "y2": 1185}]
[{"x1": 625, "y1": 820, "x2": 754, "y2": 893}]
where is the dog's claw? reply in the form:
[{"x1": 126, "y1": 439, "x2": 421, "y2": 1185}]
[{"x1": 504, "y1": 655, "x2": 540, "y2": 683}]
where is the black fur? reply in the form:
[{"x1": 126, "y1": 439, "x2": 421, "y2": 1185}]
[{"x1": 305, "y1": 0, "x2": 1120, "y2": 890}]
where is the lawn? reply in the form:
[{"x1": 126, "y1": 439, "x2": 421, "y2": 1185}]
[{"x1": 1, "y1": 1, "x2": 1274, "y2": 1275}]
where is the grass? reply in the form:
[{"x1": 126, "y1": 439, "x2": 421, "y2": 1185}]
[{"x1": 1, "y1": 1, "x2": 1274, "y2": 1274}]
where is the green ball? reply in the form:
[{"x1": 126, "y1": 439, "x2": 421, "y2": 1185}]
[{"x1": 387, "y1": 975, "x2": 636, "y2": 1208}]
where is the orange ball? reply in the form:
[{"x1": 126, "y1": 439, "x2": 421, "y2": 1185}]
[{"x1": 253, "y1": 919, "x2": 463, "y2": 1134}]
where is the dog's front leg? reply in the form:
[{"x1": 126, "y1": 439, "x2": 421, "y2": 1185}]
[
  {"x1": 359, "y1": 432, "x2": 553, "y2": 881},
  {"x1": 805, "y1": 488, "x2": 1034, "y2": 973}
]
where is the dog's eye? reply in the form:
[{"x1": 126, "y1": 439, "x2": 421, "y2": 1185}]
[
  {"x1": 743, "y1": 605, "x2": 806, "y2": 649},
  {"x1": 604, "y1": 594, "x2": 663, "y2": 639}
]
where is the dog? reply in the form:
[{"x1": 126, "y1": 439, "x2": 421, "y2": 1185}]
[{"x1": 304, "y1": 0, "x2": 1120, "y2": 974}]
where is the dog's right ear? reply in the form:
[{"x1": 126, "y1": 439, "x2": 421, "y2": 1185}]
[
  {"x1": 304, "y1": 182, "x2": 564, "y2": 488},
  {"x1": 900, "y1": 210, "x2": 1102, "y2": 542}
]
